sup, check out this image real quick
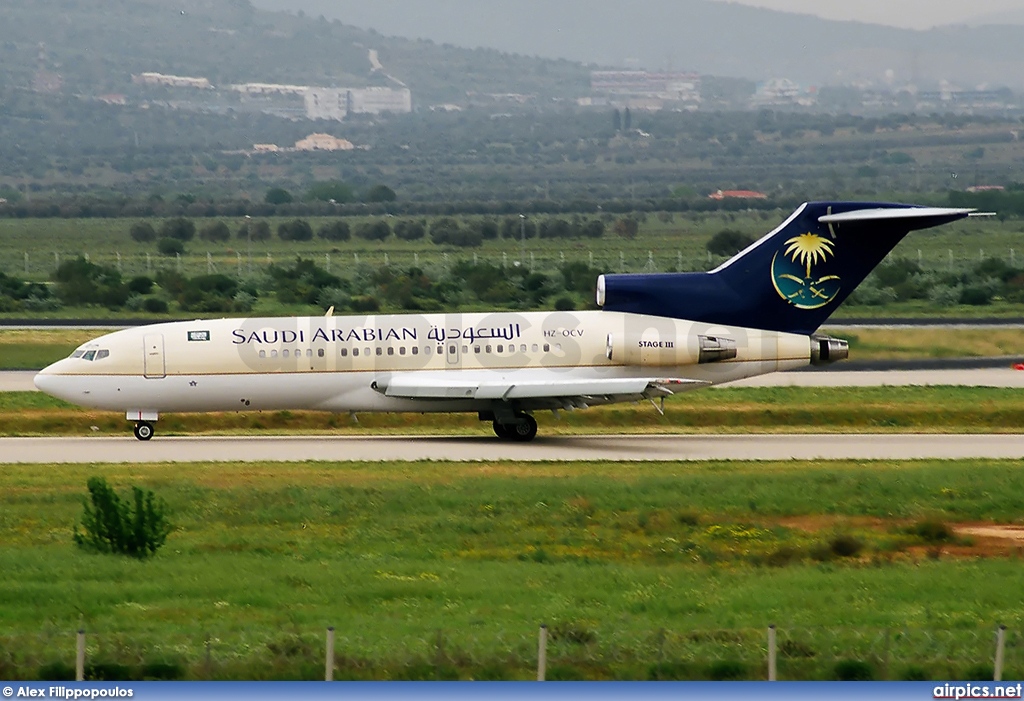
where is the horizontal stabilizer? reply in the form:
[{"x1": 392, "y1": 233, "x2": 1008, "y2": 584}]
[
  {"x1": 373, "y1": 372, "x2": 708, "y2": 401},
  {"x1": 818, "y1": 207, "x2": 974, "y2": 226}
]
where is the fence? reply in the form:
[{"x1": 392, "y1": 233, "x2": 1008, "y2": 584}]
[
  {"x1": 3, "y1": 247, "x2": 1020, "y2": 282},
  {"x1": 0, "y1": 625, "x2": 1016, "y2": 681}
]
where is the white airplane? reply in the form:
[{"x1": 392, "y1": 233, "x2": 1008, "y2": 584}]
[{"x1": 34, "y1": 202, "x2": 977, "y2": 441}]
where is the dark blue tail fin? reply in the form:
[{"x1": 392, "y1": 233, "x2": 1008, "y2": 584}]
[{"x1": 597, "y1": 202, "x2": 974, "y2": 335}]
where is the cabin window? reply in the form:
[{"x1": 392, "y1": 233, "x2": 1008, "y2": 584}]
[
  {"x1": 399, "y1": 347, "x2": 406, "y2": 356},
  {"x1": 259, "y1": 350, "x2": 266, "y2": 358},
  {"x1": 341, "y1": 348, "x2": 348, "y2": 357},
  {"x1": 318, "y1": 348, "x2": 325, "y2": 358},
  {"x1": 282, "y1": 350, "x2": 289, "y2": 358},
  {"x1": 462, "y1": 345, "x2": 468, "y2": 354},
  {"x1": 543, "y1": 344, "x2": 550, "y2": 352},
  {"x1": 520, "y1": 344, "x2": 527, "y2": 353},
  {"x1": 82, "y1": 351, "x2": 96, "y2": 361},
  {"x1": 352, "y1": 348, "x2": 359, "y2": 357},
  {"x1": 474, "y1": 346, "x2": 481, "y2": 354},
  {"x1": 376, "y1": 347, "x2": 383, "y2": 356},
  {"x1": 411, "y1": 347, "x2": 418, "y2": 356},
  {"x1": 364, "y1": 347, "x2": 371, "y2": 356},
  {"x1": 485, "y1": 345, "x2": 492, "y2": 354},
  {"x1": 96, "y1": 350, "x2": 110, "y2": 360},
  {"x1": 294, "y1": 349, "x2": 300, "y2": 357},
  {"x1": 497, "y1": 345, "x2": 504, "y2": 353},
  {"x1": 449, "y1": 345, "x2": 456, "y2": 355},
  {"x1": 556, "y1": 343, "x2": 562, "y2": 351},
  {"x1": 71, "y1": 350, "x2": 85, "y2": 359},
  {"x1": 387, "y1": 347, "x2": 394, "y2": 356},
  {"x1": 531, "y1": 344, "x2": 538, "y2": 353},
  {"x1": 306, "y1": 349, "x2": 313, "y2": 357},
  {"x1": 271, "y1": 350, "x2": 278, "y2": 358},
  {"x1": 424, "y1": 346, "x2": 431, "y2": 356}
]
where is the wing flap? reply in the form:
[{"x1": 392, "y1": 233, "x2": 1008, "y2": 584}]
[{"x1": 375, "y1": 373, "x2": 708, "y2": 401}]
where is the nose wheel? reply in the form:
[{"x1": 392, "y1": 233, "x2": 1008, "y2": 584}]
[{"x1": 133, "y1": 421, "x2": 154, "y2": 441}]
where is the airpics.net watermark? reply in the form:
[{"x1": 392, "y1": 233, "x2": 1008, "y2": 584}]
[{"x1": 934, "y1": 683, "x2": 1023, "y2": 699}]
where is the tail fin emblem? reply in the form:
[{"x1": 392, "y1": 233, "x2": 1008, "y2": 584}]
[{"x1": 771, "y1": 233, "x2": 841, "y2": 309}]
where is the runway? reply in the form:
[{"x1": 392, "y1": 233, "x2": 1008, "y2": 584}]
[
  {"x1": 5, "y1": 368, "x2": 1024, "y2": 392},
  {"x1": 1, "y1": 433, "x2": 1023, "y2": 463}
]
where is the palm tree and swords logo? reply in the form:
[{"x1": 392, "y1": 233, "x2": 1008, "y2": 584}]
[{"x1": 771, "y1": 232, "x2": 842, "y2": 309}]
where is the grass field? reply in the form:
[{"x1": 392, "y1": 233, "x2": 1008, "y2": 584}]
[
  {"x1": 0, "y1": 385, "x2": 1022, "y2": 437},
  {"x1": 1, "y1": 458, "x2": 1023, "y2": 680},
  {"x1": 2, "y1": 326, "x2": 1024, "y2": 371}
]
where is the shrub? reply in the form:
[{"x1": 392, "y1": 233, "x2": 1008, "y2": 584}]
[
  {"x1": 278, "y1": 219, "x2": 313, "y2": 242},
  {"x1": 159, "y1": 217, "x2": 195, "y2": 242},
  {"x1": 554, "y1": 296, "x2": 576, "y2": 311},
  {"x1": 127, "y1": 276, "x2": 154, "y2": 295},
  {"x1": 350, "y1": 295, "x2": 380, "y2": 313},
  {"x1": 834, "y1": 659, "x2": 874, "y2": 681},
  {"x1": 365, "y1": 184, "x2": 397, "y2": 202},
  {"x1": 707, "y1": 229, "x2": 754, "y2": 257},
  {"x1": 829, "y1": 534, "x2": 863, "y2": 558},
  {"x1": 73, "y1": 476, "x2": 171, "y2": 559},
  {"x1": 355, "y1": 220, "x2": 392, "y2": 241},
  {"x1": 264, "y1": 187, "x2": 293, "y2": 205},
  {"x1": 318, "y1": 221, "x2": 351, "y2": 242},
  {"x1": 157, "y1": 238, "x2": 184, "y2": 256},
  {"x1": 129, "y1": 222, "x2": 156, "y2": 243},
  {"x1": 238, "y1": 220, "x2": 271, "y2": 241},
  {"x1": 909, "y1": 519, "x2": 954, "y2": 543},
  {"x1": 143, "y1": 297, "x2": 169, "y2": 313},
  {"x1": 707, "y1": 659, "x2": 746, "y2": 680},
  {"x1": 199, "y1": 221, "x2": 231, "y2": 242},
  {"x1": 394, "y1": 220, "x2": 426, "y2": 241}
]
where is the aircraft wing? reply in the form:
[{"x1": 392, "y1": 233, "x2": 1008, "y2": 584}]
[{"x1": 373, "y1": 372, "x2": 708, "y2": 403}]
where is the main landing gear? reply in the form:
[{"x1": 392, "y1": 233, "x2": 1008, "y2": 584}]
[
  {"x1": 491, "y1": 412, "x2": 538, "y2": 442},
  {"x1": 133, "y1": 421, "x2": 154, "y2": 441}
]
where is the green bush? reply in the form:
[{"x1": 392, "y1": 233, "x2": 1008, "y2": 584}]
[
  {"x1": 157, "y1": 238, "x2": 184, "y2": 256},
  {"x1": 834, "y1": 659, "x2": 874, "y2": 681},
  {"x1": 73, "y1": 476, "x2": 172, "y2": 559}
]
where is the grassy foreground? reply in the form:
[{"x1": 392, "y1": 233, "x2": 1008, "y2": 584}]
[
  {"x1": 1, "y1": 385, "x2": 1022, "y2": 436},
  {"x1": 1, "y1": 459, "x2": 1024, "y2": 680}
]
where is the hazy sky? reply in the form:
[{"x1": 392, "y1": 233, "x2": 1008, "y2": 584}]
[{"x1": 715, "y1": 0, "x2": 1023, "y2": 28}]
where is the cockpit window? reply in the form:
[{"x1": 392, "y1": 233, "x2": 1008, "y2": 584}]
[
  {"x1": 96, "y1": 350, "x2": 110, "y2": 360},
  {"x1": 71, "y1": 350, "x2": 85, "y2": 359},
  {"x1": 82, "y1": 351, "x2": 96, "y2": 361}
]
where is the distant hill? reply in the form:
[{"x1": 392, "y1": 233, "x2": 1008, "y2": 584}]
[
  {"x1": 252, "y1": 0, "x2": 1024, "y2": 89},
  {"x1": 968, "y1": 9, "x2": 1024, "y2": 26},
  {"x1": 1, "y1": 0, "x2": 590, "y2": 104}
]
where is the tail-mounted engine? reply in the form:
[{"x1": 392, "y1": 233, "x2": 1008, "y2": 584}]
[
  {"x1": 810, "y1": 335, "x2": 849, "y2": 366},
  {"x1": 606, "y1": 331, "x2": 737, "y2": 367}
]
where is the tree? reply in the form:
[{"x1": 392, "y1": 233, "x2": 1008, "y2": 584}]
[
  {"x1": 613, "y1": 109, "x2": 622, "y2": 132},
  {"x1": 278, "y1": 219, "x2": 314, "y2": 241},
  {"x1": 706, "y1": 229, "x2": 754, "y2": 257},
  {"x1": 129, "y1": 222, "x2": 156, "y2": 243},
  {"x1": 318, "y1": 221, "x2": 351, "y2": 242},
  {"x1": 394, "y1": 220, "x2": 426, "y2": 241},
  {"x1": 623, "y1": 107, "x2": 632, "y2": 131},
  {"x1": 613, "y1": 217, "x2": 639, "y2": 239},
  {"x1": 355, "y1": 220, "x2": 392, "y2": 241},
  {"x1": 159, "y1": 217, "x2": 195, "y2": 242},
  {"x1": 305, "y1": 181, "x2": 353, "y2": 203},
  {"x1": 199, "y1": 221, "x2": 231, "y2": 242},
  {"x1": 264, "y1": 187, "x2": 293, "y2": 205},
  {"x1": 365, "y1": 184, "x2": 397, "y2": 203},
  {"x1": 73, "y1": 476, "x2": 171, "y2": 559},
  {"x1": 157, "y1": 238, "x2": 185, "y2": 256},
  {"x1": 238, "y1": 220, "x2": 271, "y2": 242}
]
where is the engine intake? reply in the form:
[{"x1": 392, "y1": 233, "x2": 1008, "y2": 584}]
[{"x1": 810, "y1": 335, "x2": 849, "y2": 366}]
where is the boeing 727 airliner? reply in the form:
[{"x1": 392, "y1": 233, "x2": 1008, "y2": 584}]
[{"x1": 34, "y1": 202, "x2": 979, "y2": 441}]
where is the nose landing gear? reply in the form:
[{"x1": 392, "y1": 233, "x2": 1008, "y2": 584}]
[{"x1": 133, "y1": 421, "x2": 154, "y2": 441}]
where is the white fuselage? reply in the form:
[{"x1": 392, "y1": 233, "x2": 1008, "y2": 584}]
[{"x1": 34, "y1": 310, "x2": 813, "y2": 418}]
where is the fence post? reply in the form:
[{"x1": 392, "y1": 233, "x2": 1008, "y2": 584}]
[
  {"x1": 325, "y1": 627, "x2": 335, "y2": 682},
  {"x1": 767, "y1": 625, "x2": 777, "y2": 681},
  {"x1": 537, "y1": 624, "x2": 548, "y2": 681},
  {"x1": 75, "y1": 629, "x2": 85, "y2": 682},
  {"x1": 994, "y1": 625, "x2": 1006, "y2": 682}
]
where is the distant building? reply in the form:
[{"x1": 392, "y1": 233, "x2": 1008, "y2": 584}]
[
  {"x1": 97, "y1": 94, "x2": 127, "y2": 105},
  {"x1": 229, "y1": 82, "x2": 309, "y2": 96},
  {"x1": 966, "y1": 185, "x2": 1005, "y2": 193},
  {"x1": 133, "y1": 72, "x2": 213, "y2": 89},
  {"x1": 252, "y1": 143, "x2": 281, "y2": 153},
  {"x1": 304, "y1": 87, "x2": 412, "y2": 121},
  {"x1": 752, "y1": 79, "x2": 816, "y2": 107},
  {"x1": 709, "y1": 190, "x2": 768, "y2": 200},
  {"x1": 590, "y1": 71, "x2": 701, "y2": 107},
  {"x1": 295, "y1": 134, "x2": 355, "y2": 151}
]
